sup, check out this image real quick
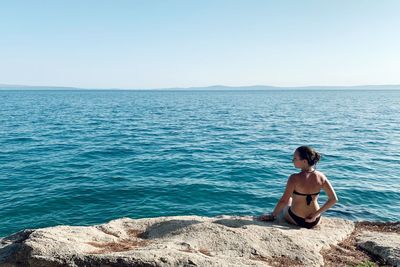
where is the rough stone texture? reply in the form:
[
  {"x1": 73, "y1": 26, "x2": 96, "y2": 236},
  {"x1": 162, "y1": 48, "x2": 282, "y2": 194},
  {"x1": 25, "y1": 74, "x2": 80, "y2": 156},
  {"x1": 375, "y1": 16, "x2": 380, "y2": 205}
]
[
  {"x1": 356, "y1": 230, "x2": 400, "y2": 266},
  {"x1": 0, "y1": 215, "x2": 354, "y2": 267}
]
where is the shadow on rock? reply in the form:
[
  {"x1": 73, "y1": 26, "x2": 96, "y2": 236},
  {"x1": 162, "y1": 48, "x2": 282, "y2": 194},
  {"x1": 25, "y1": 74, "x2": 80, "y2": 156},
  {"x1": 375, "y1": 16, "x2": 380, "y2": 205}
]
[
  {"x1": 0, "y1": 230, "x2": 35, "y2": 266},
  {"x1": 139, "y1": 220, "x2": 202, "y2": 239},
  {"x1": 213, "y1": 218, "x2": 293, "y2": 230}
]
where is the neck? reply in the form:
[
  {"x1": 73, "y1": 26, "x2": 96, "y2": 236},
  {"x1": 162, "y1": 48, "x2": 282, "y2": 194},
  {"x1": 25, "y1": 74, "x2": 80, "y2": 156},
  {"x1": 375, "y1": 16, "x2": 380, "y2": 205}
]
[{"x1": 301, "y1": 167, "x2": 315, "y2": 173}]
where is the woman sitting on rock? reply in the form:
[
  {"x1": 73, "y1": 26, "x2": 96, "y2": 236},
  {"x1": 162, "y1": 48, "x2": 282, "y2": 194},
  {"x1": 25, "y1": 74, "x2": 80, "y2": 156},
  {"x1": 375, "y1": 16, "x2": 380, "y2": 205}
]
[{"x1": 258, "y1": 146, "x2": 338, "y2": 228}]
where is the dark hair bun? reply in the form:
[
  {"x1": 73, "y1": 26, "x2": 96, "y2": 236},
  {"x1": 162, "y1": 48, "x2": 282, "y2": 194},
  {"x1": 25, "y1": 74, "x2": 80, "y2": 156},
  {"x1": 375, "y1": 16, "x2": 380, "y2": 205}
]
[{"x1": 296, "y1": 146, "x2": 321, "y2": 166}]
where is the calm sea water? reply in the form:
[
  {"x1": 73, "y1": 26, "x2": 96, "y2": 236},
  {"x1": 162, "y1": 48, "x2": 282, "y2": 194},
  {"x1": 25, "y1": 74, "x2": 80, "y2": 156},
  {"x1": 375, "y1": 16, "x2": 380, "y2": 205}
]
[{"x1": 0, "y1": 89, "x2": 399, "y2": 237}]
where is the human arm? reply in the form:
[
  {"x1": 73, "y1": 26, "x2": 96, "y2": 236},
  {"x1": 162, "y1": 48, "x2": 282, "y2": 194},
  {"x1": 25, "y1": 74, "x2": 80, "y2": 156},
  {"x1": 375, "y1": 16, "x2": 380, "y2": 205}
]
[
  {"x1": 272, "y1": 175, "x2": 295, "y2": 217},
  {"x1": 305, "y1": 177, "x2": 338, "y2": 222},
  {"x1": 258, "y1": 175, "x2": 295, "y2": 221}
]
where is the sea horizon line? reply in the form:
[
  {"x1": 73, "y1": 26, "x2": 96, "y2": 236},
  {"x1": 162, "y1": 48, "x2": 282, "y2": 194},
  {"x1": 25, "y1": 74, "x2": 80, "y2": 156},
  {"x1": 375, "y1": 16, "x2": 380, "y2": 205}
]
[{"x1": 1, "y1": 83, "x2": 400, "y2": 91}]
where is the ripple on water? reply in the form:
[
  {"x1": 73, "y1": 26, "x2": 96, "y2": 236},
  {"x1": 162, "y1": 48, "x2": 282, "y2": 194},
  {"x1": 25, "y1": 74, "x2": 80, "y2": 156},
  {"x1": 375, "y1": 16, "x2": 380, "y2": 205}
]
[{"x1": 0, "y1": 90, "x2": 399, "y2": 237}]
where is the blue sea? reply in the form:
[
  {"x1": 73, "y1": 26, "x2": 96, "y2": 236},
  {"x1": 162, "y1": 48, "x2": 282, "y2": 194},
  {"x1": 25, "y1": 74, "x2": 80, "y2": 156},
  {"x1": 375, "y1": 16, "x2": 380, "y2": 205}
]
[{"x1": 0, "y1": 89, "x2": 399, "y2": 237}]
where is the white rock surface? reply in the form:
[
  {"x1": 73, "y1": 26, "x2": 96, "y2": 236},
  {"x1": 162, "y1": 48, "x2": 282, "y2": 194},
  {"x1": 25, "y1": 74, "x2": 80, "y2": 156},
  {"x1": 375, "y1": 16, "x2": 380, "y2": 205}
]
[
  {"x1": 356, "y1": 230, "x2": 400, "y2": 267},
  {"x1": 0, "y1": 215, "x2": 354, "y2": 267}
]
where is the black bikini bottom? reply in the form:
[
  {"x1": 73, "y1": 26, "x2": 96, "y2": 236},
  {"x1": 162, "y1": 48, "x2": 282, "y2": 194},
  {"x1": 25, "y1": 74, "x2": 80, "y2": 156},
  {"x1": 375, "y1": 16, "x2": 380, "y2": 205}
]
[{"x1": 288, "y1": 207, "x2": 320, "y2": 229}]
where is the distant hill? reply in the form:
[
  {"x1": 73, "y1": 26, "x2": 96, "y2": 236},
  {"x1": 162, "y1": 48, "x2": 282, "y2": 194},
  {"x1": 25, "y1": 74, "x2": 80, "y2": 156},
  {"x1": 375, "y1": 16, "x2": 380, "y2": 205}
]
[
  {"x1": 1, "y1": 83, "x2": 400, "y2": 91},
  {"x1": 0, "y1": 84, "x2": 82, "y2": 90},
  {"x1": 160, "y1": 84, "x2": 400, "y2": 90}
]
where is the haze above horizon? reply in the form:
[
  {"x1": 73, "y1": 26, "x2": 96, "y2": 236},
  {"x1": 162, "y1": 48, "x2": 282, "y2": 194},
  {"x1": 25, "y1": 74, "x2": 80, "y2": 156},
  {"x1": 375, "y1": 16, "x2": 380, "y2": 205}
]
[{"x1": 1, "y1": 1, "x2": 399, "y2": 89}]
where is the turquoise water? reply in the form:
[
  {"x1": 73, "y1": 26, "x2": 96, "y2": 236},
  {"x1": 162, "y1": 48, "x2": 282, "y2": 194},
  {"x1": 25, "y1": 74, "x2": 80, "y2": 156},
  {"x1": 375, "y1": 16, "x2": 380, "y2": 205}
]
[{"x1": 0, "y1": 89, "x2": 399, "y2": 237}]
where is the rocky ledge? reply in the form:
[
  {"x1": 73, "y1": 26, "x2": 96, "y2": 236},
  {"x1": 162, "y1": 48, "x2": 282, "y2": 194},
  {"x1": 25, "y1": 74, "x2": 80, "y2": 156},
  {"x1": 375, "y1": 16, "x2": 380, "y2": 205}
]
[{"x1": 0, "y1": 215, "x2": 398, "y2": 267}]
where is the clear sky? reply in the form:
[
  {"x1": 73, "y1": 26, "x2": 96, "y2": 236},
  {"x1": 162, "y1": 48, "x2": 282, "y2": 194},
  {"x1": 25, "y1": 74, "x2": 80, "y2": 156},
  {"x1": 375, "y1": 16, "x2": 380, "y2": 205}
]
[{"x1": 1, "y1": 0, "x2": 399, "y2": 89}]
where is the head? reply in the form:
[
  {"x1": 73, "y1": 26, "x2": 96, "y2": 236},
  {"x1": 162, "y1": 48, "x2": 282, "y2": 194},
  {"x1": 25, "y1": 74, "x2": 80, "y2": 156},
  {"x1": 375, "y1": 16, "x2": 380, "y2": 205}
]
[{"x1": 292, "y1": 146, "x2": 321, "y2": 170}]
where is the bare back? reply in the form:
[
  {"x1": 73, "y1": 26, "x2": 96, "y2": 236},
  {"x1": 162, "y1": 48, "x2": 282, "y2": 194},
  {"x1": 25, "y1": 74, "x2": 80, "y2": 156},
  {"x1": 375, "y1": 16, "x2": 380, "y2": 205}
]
[{"x1": 291, "y1": 170, "x2": 326, "y2": 218}]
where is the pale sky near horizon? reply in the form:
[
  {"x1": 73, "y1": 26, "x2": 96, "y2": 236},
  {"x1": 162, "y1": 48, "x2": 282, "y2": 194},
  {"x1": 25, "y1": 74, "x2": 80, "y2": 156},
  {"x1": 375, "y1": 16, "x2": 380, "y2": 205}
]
[{"x1": 1, "y1": 0, "x2": 399, "y2": 89}]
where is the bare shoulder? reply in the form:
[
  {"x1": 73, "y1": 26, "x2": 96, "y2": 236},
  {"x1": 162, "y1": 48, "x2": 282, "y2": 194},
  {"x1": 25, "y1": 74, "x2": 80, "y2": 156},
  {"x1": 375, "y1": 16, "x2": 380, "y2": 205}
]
[
  {"x1": 315, "y1": 170, "x2": 328, "y2": 183},
  {"x1": 288, "y1": 173, "x2": 299, "y2": 183}
]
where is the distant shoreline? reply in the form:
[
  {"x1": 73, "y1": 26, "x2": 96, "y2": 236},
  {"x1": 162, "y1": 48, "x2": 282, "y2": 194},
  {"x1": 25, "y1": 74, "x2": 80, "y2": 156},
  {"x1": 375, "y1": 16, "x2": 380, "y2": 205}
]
[{"x1": 1, "y1": 84, "x2": 400, "y2": 91}]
